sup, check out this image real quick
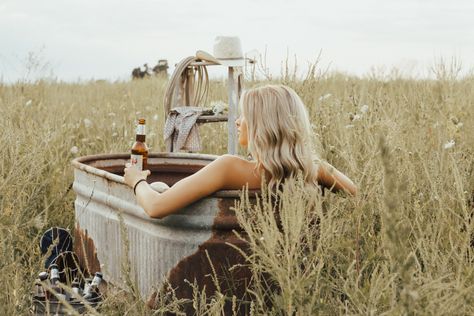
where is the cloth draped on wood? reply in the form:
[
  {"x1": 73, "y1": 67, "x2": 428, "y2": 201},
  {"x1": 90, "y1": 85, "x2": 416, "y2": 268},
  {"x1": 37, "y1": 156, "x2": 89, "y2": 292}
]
[{"x1": 164, "y1": 106, "x2": 204, "y2": 152}]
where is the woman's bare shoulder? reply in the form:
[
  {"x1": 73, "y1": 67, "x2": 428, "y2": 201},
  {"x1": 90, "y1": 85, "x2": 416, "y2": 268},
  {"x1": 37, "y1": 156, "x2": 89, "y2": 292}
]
[
  {"x1": 217, "y1": 154, "x2": 255, "y2": 167},
  {"x1": 217, "y1": 154, "x2": 261, "y2": 189}
]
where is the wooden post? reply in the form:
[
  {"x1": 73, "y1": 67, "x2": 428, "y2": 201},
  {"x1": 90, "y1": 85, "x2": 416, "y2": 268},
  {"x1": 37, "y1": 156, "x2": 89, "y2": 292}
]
[{"x1": 227, "y1": 66, "x2": 242, "y2": 155}]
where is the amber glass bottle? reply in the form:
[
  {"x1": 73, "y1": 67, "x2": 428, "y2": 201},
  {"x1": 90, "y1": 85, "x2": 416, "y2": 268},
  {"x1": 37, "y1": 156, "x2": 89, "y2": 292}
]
[{"x1": 131, "y1": 118, "x2": 149, "y2": 171}]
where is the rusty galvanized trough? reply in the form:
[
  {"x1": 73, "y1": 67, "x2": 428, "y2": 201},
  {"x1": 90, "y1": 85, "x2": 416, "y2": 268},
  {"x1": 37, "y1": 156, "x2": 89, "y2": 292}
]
[{"x1": 72, "y1": 153, "x2": 255, "y2": 313}]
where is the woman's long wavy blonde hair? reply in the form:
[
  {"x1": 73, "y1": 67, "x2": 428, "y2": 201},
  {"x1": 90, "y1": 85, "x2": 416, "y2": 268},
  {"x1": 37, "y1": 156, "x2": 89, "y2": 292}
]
[{"x1": 240, "y1": 84, "x2": 320, "y2": 190}]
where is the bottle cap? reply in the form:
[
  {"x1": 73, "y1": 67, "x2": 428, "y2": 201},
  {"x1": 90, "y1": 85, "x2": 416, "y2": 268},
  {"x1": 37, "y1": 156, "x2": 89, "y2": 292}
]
[{"x1": 38, "y1": 271, "x2": 49, "y2": 281}]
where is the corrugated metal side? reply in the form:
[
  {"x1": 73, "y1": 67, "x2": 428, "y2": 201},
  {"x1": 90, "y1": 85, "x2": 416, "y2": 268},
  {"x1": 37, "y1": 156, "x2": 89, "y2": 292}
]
[{"x1": 73, "y1": 167, "x2": 217, "y2": 297}]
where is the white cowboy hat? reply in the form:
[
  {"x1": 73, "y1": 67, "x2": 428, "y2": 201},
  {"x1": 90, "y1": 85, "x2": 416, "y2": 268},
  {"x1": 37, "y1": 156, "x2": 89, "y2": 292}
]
[{"x1": 196, "y1": 36, "x2": 245, "y2": 67}]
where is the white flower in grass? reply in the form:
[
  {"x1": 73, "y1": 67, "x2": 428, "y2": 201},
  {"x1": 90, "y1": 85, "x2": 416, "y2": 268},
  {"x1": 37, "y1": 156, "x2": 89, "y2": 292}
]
[
  {"x1": 70, "y1": 146, "x2": 79, "y2": 155},
  {"x1": 32, "y1": 215, "x2": 45, "y2": 229},
  {"x1": 259, "y1": 236, "x2": 265, "y2": 241},
  {"x1": 25, "y1": 99, "x2": 32, "y2": 107},
  {"x1": 153, "y1": 114, "x2": 159, "y2": 121},
  {"x1": 353, "y1": 114, "x2": 362, "y2": 121},
  {"x1": 360, "y1": 104, "x2": 369, "y2": 113},
  {"x1": 443, "y1": 140, "x2": 455, "y2": 149},
  {"x1": 318, "y1": 93, "x2": 332, "y2": 101},
  {"x1": 83, "y1": 118, "x2": 93, "y2": 128}
]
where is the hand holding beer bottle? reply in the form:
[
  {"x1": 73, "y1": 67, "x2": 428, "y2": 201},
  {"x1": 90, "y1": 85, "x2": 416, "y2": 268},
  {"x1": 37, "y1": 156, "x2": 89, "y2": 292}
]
[{"x1": 124, "y1": 118, "x2": 151, "y2": 190}]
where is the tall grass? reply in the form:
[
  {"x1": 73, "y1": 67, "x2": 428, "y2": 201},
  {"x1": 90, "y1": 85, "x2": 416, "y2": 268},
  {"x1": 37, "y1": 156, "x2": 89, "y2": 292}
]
[{"x1": 0, "y1": 67, "x2": 473, "y2": 315}]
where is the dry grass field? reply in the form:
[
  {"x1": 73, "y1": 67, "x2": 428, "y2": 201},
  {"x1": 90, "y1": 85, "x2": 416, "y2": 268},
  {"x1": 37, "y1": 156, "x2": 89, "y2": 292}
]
[{"x1": 1, "y1": 68, "x2": 473, "y2": 315}]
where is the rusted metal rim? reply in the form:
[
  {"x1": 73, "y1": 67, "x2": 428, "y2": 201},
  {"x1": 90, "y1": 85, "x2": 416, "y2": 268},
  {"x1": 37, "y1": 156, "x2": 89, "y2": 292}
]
[{"x1": 71, "y1": 152, "x2": 259, "y2": 198}]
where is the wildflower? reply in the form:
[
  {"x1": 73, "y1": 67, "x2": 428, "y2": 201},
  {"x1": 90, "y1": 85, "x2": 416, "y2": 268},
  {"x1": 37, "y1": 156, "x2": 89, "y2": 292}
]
[
  {"x1": 25, "y1": 99, "x2": 32, "y2": 107},
  {"x1": 353, "y1": 114, "x2": 362, "y2": 121},
  {"x1": 360, "y1": 104, "x2": 369, "y2": 113},
  {"x1": 153, "y1": 114, "x2": 159, "y2": 121},
  {"x1": 443, "y1": 140, "x2": 455, "y2": 149},
  {"x1": 70, "y1": 146, "x2": 79, "y2": 155},
  {"x1": 318, "y1": 93, "x2": 332, "y2": 101},
  {"x1": 259, "y1": 236, "x2": 264, "y2": 241},
  {"x1": 32, "y1": 215, "x2": 45, "y2": 229},
  {"x1": 83, "y1": 118, "x2": 93, "y2": 128}
]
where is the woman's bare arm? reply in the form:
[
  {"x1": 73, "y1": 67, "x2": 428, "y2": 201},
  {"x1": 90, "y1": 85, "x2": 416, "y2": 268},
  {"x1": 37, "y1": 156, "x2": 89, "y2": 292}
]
[
  {"x1": 128, "y1": 155, "x2": 245, "y2": 218},
  {"x1": 317, "y1": 161, "x2": 357, "y2": 196}
]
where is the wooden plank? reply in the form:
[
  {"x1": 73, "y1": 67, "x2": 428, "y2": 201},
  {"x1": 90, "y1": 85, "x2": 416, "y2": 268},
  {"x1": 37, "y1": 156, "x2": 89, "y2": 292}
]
[
  {"x1": 196, "y1": 115, "x2": 228, "y2": 123},
  {"x1": 227, "y1": 67, "x2": 242, "y2": 155}
]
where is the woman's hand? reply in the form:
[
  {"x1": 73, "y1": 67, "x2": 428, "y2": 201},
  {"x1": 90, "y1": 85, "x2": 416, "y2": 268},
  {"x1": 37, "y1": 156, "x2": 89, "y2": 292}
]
[{"x1": 123, "y1": 163, "x2": 151, "y2": 188}]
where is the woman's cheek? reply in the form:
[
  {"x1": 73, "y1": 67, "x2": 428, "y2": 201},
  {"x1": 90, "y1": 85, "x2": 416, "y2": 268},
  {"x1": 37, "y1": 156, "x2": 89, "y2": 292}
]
[{"x1": 239, "y1": 132, "x2": 248, "y2": 147}]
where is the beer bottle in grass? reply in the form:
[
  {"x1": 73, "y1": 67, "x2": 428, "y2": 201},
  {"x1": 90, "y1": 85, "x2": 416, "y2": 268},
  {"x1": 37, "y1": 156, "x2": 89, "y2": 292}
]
[
  {"x1": 131, "y1": 118, "x2": 149, "y2": 171},
  {"x1": 48, "y1": 263, "x2": 66, "y2": 301}
]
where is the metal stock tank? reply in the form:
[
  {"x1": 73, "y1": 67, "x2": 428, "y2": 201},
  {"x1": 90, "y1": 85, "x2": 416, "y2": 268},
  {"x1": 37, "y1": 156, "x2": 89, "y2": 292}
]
[{"x1": 71, "y1": 153, "x2": 254, "y2": 313}]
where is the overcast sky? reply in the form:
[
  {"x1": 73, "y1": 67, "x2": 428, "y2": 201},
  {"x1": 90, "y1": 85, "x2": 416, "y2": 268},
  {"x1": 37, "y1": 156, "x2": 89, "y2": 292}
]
[{"x1": 1, "y1": 0, "x2": 473, "y2": 82}]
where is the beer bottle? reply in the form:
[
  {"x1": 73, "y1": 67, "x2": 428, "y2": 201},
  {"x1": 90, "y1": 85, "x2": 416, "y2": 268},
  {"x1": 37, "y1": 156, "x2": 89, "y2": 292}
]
[
  {"x1": 33, "y1": 271, "x2": 49, "y2": 301},
  {"x1": 91, "y1": 272, "x2": 103, "y2": 287},
  {"x1": 83, "y1": 272, "x2": 103, "y2": 303},
  {"x1": 69, "y1": 277, "x2": 81, "y2": 302},
  {"x1": 131, "y1": 118, "x2": 149, "y2": 171},
  {"x1": 48, "y1": 264, "x2": 66, "y2": 301},
  {"x1": 82, "y1": 277, "x2": 93, "y2": 297}
]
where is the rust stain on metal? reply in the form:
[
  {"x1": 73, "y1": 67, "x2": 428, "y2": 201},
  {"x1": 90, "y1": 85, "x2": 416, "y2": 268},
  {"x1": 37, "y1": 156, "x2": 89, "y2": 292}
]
[
  {"x1": 148, "y1": 197, "x2": 254, "y2": 315},
  {"x1": 74, "y1": 223, "x2": 101, "y2": 275}
]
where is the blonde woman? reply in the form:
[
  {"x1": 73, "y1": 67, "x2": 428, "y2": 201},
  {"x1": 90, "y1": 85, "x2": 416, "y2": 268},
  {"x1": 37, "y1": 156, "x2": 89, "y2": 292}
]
[{"x1": 124, "y1": 84, "x2": 357, "y2": 219}]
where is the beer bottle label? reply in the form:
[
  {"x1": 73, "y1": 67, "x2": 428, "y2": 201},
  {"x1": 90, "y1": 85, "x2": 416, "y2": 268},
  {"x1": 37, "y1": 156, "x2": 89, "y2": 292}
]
[
  {"x1": 91, "y1": 275, "x2": 102, "y2": 287},
  {"x1": 130, "y1": 154, "x2": 143, "y2": 171},
  {"x1": 136, "y1": 124, "x2": 146, "y2": 135},
  {"x1": 51, "y1": 269, "x2": 59, "y2": 280}
]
